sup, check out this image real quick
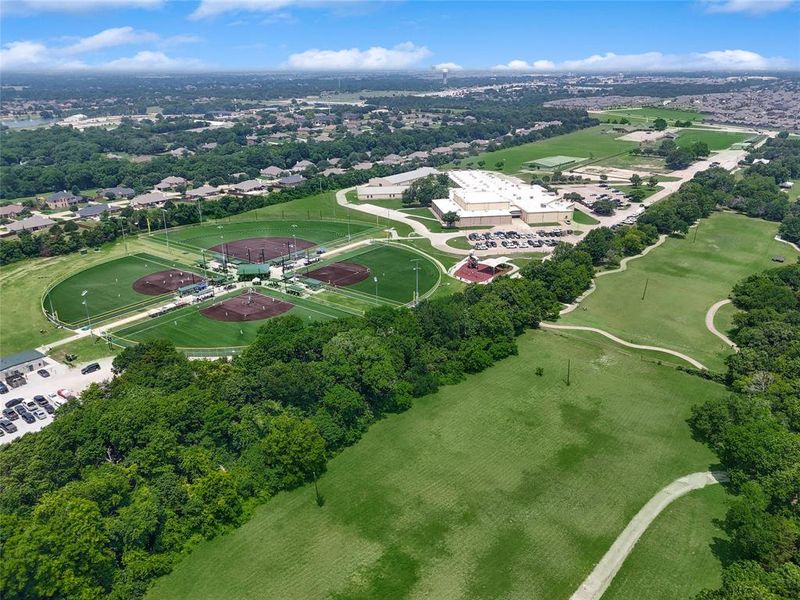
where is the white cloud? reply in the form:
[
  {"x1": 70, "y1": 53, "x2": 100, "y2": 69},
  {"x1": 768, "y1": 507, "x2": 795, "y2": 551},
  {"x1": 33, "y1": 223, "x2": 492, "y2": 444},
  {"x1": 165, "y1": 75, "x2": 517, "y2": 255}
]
[
  {"x1": 101, "y1": 50, "x2": 204, "y2": 71},
  {"x1": 492, "y1": 50, "x2": 793, "y2": 72},
  {"x1": 491, "y1": 59, "x2": 555, "y2": 71},
  {"x1": 287, "y1": 42, "x2": 430, "y2": 70},
  {"x1": 1, "y1": 0, "x2": 163, "y2": 15},
  {"x1": 0, "y1": 26, "x2": 205, "y2": 72},
  {"x1": 63, "y1": 27, "x2": 158, "y2": 55},
  {"x1": 434, "y1": 62, "x2": 463, "y2": 71},
  {"x1": 700, "y1": 0, "x2": 796, "y2": 14},
  {"x1": 191, "y1": 0, "x2": 341, "y2": 19}
]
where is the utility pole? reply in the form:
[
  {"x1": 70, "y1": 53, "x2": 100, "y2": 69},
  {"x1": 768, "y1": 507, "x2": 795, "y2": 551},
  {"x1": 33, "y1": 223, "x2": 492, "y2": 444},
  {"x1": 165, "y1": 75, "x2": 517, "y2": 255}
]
[{"x1": 161, "y1": 209, "x2": 170, "y2": 254}]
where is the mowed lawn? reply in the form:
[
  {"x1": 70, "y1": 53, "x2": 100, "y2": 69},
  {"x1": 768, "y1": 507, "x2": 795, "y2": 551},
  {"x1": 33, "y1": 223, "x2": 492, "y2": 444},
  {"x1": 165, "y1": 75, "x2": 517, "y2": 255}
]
[
  {"x1": 562, "y1": 212, "x2": 798, "y2": 371},
  {"x1": 44, "y1": 252, "x2": 197, "y2": 326},
  {"x1": 604, "y1": 484, "x2": 730, "y2": 600},
  {"x1": 594, "y1": 107, "x2": 706, "y2": 123},
  {"x1": 327, "y1": 244, "x2": 441, "y2": 304},
  {"x1": 146, "y1": 328, "x2": 724, "y2": 600},
  {"x1": 675, "y1": 129, "x2": 752, "y2": 151},
  {"x1": 150, "y1": 219, "x2": 375, "y2": 256},
  {"x1": 461, "y1": 125, "x2": 638, "y2": 174},
  {"x1": 113, "y1": 287, "x2": 352, "y2": 348}
]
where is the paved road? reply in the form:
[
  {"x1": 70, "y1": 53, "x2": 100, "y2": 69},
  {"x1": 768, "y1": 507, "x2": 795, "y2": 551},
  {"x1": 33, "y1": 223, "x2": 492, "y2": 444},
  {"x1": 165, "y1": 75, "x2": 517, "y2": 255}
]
[
  {"x1": 705, "y1": 299, "x2": 737, "y2": 350},
  {"x1": 540, "y1": 323, "x2": 707, "y2": 370},
  {"x1": 570, "y1": 471, "x2": 729, "y2": 600}
]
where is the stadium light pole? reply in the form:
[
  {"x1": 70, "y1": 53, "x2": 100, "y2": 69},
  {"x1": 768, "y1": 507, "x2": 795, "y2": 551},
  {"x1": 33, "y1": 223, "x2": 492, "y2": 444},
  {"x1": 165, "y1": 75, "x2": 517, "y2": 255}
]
[
  {"x1": 161, "y1": 209, "x2": 170, "y2": 254},
  {"x1": 374, "y1": 276, "x2": 378, "y2": 302},
  {"x1": 120, "y1": 221, "x2": 129, "y2": 254},
  {"x1": 81, "y1": 290, "x2": 93, "y2": 338},
  {"x1": 217, "y1": 225, "x2": 226, "y2": 269},
  {"x1": 411, "y1": 259, "x2": 421, "y2": 306}
]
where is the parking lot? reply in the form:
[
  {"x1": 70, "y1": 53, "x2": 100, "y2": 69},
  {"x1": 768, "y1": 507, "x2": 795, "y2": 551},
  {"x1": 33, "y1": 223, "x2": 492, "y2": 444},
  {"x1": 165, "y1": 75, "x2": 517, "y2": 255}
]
[
  {"x1": 467, "y1": 227, "x2": 575, "y2": 251},
  {"x1": 0, "y1": 356, "x2": 115, "y2": 444}
]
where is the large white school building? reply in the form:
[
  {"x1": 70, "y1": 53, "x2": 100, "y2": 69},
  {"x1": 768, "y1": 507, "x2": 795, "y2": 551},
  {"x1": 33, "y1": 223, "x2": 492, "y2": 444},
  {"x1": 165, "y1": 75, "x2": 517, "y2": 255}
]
[{"x1": 431, "y1": 170, "x2": 573, "y2": 227}]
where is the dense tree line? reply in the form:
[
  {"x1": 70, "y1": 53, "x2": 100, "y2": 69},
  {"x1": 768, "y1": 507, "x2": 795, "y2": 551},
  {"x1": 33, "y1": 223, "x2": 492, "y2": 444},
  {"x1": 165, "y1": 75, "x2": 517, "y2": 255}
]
[
  {"x1": 0, "y1": 274, "x2": 561, "y2": 600},
  {"x1": 690, "y1": 263, "x2": 800, "y2": 599},
  {"x1": 402, "y1": 173, "x2": 451, "y2": 206}
]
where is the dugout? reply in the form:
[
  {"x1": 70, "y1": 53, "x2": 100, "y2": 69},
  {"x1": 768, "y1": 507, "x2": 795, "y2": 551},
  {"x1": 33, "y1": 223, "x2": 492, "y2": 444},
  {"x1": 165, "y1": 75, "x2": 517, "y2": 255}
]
[{"x1": 237, "y1": 263, "x2": 271, "y2": 282}]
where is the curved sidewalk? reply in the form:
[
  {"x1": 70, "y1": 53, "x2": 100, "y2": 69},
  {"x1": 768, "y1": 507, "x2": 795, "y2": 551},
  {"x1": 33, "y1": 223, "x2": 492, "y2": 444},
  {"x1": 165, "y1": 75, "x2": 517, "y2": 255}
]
[
  {"x1": 540, "y1": 323, "x2": 707, "y2": 370},
  {"x1": 570, "y1": 471, "x2": 729, "y2": 600},
  {"x1": 705, "y1": 299, "x2": 737, "y2": 350}
]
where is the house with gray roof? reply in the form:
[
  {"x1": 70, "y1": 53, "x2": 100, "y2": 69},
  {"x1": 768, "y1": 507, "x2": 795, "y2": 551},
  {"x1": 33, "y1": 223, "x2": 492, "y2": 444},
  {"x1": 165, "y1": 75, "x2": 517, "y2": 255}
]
[
  {"x1": 6, "y1": 215, "x2": 56, "y2": 233},
  {"x1": 77, "y1": 204, "x2": 118, "y2": 219},
  {"x1": 44, "y1": 191, "x2": 82, "y2": 210}
]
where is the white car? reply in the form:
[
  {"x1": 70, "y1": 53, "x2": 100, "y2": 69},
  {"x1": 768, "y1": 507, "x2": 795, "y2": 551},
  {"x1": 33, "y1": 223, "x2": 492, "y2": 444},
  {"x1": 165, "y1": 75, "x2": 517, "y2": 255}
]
[{"x1": 33, "y1": 408, "x2": 47, "y2": 420}]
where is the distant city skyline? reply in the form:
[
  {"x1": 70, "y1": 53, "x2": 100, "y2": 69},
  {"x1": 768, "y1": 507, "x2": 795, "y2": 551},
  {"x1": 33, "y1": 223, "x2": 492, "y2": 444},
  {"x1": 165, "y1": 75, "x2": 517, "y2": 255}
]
[{"x1": 1, "y1": 0, "x2": 798, "y2": 73}]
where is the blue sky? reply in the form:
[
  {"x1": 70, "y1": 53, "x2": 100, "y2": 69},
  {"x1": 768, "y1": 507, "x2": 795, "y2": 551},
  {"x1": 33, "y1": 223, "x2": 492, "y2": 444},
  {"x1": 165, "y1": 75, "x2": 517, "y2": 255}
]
[{"x1": 1, "y1": 0, "x2": 798, "y2": 72}]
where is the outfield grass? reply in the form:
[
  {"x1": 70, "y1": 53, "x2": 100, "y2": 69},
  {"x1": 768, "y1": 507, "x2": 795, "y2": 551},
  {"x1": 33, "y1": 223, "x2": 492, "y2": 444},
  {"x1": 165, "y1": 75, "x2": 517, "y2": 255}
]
[
  {"x1": 604, "y1": 484, "x2": 730, "y2": 600},
  {"x1": 562, "y1": 212, "x2": 798, "y2": 371},
  {"x1": 461, "y1": 125, "x2": 638, "y2": 174},
  {"x1": 594, "y1": 107, "x2": 706, "y2": 124},
  {"x1": 329, "y1": 243, "x2": 441, "y2": 304},
  {"x1": 675, "y1": 129, "x2": 752, "y2": 152},
  {"x1": 146, "y1": 328, "x2": 724, "y2": 600},
  {"x1": 151, "y1": 220, "x2": 376, "y2": 258},
  {"x1": 0, "y1": 236, "x2": 178, "y2": 355},
  {"x1": 113, "y1": 288, "x2": 352, "y2": 349},
  {"x1": 44, "y1": 253, "x2": 198, "y2": 326}
]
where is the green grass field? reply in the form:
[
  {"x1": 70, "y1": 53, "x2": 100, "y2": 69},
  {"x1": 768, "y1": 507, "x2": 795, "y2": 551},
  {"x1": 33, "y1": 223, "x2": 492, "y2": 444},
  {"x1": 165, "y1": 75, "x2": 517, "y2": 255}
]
[
  {"x1": 592, "y1": 153, "x2": 668, "y2": 173},
  {"x1": 615, "y1": 184, "x2": 664, "y2": 200},
  {"x1": 326, "y1": 243, "x2": 441, "y2": 304},
  {"x1": 572, "y1": 209, "x2": 600, "y2": 225},
  {"x1": 146, "y1": 328, "x2": 724, "y2": 600},
  {"x1": 604, "y1": 484, "x2": 730, "y2": 600},
  {"x1": 445, "y1": 236, "x2": 473, "y2": 250},
  {"x1": 675, "y1": 130, "x2": 752, "y2": 152},
  {"x1": 562, "y1": 212, "x2": 798, "y2": 371},
  {"x1": 44, "y1": 252, "x2": 198, "y2": 326},
  {"x1": 112, "y1": 288, "x2": 353, "y2": 349},
  {"x1": 594, "y1": 107, "x2": 706, "y2": 124},
  {"x1": 461, "y1": 125, "x2": 638, "y2": 174},
  {"x1": 151, "y1": 220, "x2": 376, "y2": 258}
]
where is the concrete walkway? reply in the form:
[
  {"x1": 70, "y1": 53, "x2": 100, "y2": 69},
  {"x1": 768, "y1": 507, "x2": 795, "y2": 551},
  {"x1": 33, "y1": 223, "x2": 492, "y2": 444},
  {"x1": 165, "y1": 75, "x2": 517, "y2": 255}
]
[
  {"x1": 540, "y1": 323, "x2": 707, "y2": 370},
  {"x1": 775, "y1": 235, "x2": 800, "y2": 253},
  {"x1": 570, "y1": 471, "x2": 729, "y2": 600},
  {"x1": 705, "y1": 299, "x2": 737, "y2": 350}
]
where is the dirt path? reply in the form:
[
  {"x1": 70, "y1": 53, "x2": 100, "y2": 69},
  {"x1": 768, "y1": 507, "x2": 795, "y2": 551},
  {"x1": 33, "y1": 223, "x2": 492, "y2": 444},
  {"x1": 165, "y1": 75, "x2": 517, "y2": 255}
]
[
  {"x1": 540, "y1": 323, "x2": 707, "y2": 370},
  {"x1": 570, "y1": 471, "x2": 729, "y2": 600},
  {"x1": 705, "y1": 299, "x2": 737, "y2": 350}
]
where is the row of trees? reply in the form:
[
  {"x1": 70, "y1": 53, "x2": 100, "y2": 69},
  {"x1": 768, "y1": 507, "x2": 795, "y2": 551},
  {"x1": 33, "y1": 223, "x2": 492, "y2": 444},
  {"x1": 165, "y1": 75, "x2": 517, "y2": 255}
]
[
  {"x1": 402, "y1": 174, "x2": 451, "y2": 206},
  {"x1": 0, "y1": 273, "x2": 562, "y2": 600},
  {"x1": 691, "y1": 263, "x2": 800, "y2": 599}
]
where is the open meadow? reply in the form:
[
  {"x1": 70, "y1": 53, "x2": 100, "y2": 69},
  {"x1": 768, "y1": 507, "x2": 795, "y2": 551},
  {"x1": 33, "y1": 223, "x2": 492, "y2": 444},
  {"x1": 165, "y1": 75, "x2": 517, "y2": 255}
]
[
  {"x1": 460, "y1": 125, "x2": 638, "y2": 174},
  {"x1": 146, "y1": 328, "x2": 724, "y2": 600},
  {"x1": 593, "y1": 107, "x2": 707, "y2": 124},
  {"x1": 603, "y1": 484, "x2": 730, "y2": 600},
  {"x1": 675, "y1": 129, "x2": 753, "y2": 151},
  {"x1": 561, "y1": 212, "x2": 797, "y2": 371}
]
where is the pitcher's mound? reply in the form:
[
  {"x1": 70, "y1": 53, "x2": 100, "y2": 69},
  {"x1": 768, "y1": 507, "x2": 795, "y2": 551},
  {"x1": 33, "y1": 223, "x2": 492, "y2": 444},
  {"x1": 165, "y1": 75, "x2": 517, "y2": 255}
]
[{"x1": 200, "y1": 292, "x2": 293, "y2": 322}]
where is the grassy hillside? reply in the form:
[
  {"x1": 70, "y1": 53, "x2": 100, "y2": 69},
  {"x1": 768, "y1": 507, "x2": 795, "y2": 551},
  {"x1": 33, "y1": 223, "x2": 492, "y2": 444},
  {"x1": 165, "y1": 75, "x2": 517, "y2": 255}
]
[
  {"x1": 562, "y1": 212, "x2": 798, "y2": 371},
  {"x1": 146, "y1": 328, "x2": 723, "y2": 600}
]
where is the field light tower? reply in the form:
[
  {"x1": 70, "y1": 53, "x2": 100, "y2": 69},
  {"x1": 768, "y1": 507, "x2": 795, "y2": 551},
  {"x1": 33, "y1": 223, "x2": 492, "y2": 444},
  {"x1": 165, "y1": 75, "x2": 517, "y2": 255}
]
[{"x1": 81, "y1": 289, "x2": 93, "y2": 337}]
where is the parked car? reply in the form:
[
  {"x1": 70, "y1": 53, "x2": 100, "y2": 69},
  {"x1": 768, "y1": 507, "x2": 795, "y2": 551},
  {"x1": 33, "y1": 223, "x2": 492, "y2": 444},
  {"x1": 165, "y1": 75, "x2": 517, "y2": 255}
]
[
  {"x1": 81, "y1": 363, "x2": 101, "y2": 375},
  {"x1": 4, "y1": 397, "x2": 23, "y2": 409},
  {"x1": 37, "y1": 369, "x2": 50, "y2": 378},
  {"x1": 32, "y1": 409, "x2": 47, "y2": 421},
  {"x1": 19, "y1": 412, "x2": 35, "y2": 424},
  {"x1": 33, "y1": 395, "x2": 48, "y2": 406},
  {"x1": 57, "y1": 389, "x2": 75, "y2": 399},
  {"x1": 14, "y1": 405, "x2": 29, "y2": 416},
  {"x1": 0, "y1": 418, "x2": 18, "y2": 433},
  {"x1": 25, "y1": 400, "x2": 37, "y2": 411},
  {"x1": 0, "y1": 382, "x2": 8, "y2": 394},
  {"x1": 42, "y1": 403, "x2": 55, "y2": 415},
  {"x1": 3, "y1": 408, "x2": 19, "y2": 420}
]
